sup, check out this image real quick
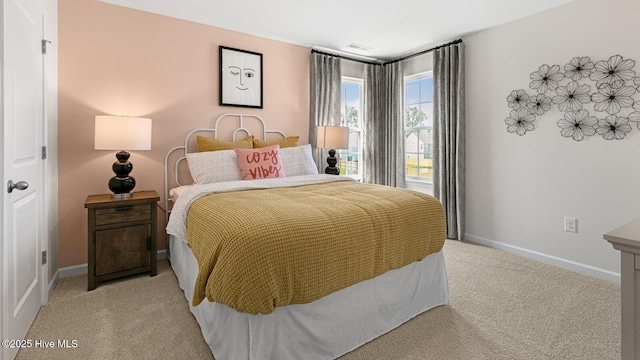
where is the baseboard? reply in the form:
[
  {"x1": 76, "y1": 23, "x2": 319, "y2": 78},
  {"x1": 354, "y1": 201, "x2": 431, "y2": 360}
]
[
  {"x1": 59, "y1": 250, "x2": 168, "y2": 278},
  {"x1": 48, "y1": 269, "x2": 60, "y2": 300},
  {"x1": 464, "y1": 234, "x2": 620, "y2": 283},
  {"x1": 59, "y1": 263, "x2": 87, "y2": 278}
]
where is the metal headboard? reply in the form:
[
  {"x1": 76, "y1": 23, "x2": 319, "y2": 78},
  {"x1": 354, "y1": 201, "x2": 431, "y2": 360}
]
[{"x1": 163, "y1": 113, "x2": 286, "y2": 226}]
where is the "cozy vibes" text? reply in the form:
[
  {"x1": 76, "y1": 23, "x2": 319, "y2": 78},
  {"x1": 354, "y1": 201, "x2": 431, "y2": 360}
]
[{"x1": 244, "y1": 148, "x2": 282, "y2": 179}]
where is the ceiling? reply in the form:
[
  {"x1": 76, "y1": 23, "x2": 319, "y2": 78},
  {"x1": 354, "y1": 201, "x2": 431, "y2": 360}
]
[{"x1": 99, "y1": 0, "x2": 575, "y2": 61}]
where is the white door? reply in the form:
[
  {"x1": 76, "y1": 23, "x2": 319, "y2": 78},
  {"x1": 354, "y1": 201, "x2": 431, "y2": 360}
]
[{"x1": 2, "y1": 0, "x2": 45, "y2": 359}]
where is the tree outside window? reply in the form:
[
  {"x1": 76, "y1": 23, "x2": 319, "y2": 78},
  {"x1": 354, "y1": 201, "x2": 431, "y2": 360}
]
[
  {"x1": 405, "y1": 73, "x2": 433, "y2": 182},
  {"x1": 339, "y1": 78, "x2": 363, "y2": 178}
]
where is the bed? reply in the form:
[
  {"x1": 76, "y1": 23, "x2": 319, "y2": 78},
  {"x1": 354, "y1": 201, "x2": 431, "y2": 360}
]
[{"x1": 164, "y1": 113, "x2": 449, "y2": 360}]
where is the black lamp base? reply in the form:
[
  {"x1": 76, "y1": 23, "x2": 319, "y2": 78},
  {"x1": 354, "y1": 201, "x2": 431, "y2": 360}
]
[
  {"x1": 108, "y1": 176, "x2": 136, "y2": 198},
  {"x1": 324, "y1": 149, "x2": 340, "y2": 175},
  {"x1": 108, "y1": 150, "x2": 136, "y2": 198}
]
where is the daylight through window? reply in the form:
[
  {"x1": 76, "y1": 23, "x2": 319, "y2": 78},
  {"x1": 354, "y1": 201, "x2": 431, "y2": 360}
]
[
  {"x1": 405, "y1": 72, "x2": 433, "y2": 182},
  {"x1": 339, "y1": 77, "x2": 363, "y2": 179}
]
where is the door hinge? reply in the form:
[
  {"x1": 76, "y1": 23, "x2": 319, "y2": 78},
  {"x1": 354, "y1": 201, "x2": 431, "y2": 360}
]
[
  {"x1": 41, "y1": 39, "x2": 51, "y2": 54},
  {"x1": 42, "y1": 146, "x2": 47, "y2": 160},
  {"x1": 42, "y1": 250, "x2": 47, "y2": 265}
]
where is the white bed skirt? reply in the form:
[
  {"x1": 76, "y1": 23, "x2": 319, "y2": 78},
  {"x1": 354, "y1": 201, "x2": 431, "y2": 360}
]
[{"x1": 168, "y1": 234, "x2": 449, "y2": 360}]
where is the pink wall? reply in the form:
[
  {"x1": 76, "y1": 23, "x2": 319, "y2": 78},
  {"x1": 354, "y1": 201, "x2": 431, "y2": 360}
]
[{"x1": 59, "y1": 0, "x2": 310, "y2": 267}]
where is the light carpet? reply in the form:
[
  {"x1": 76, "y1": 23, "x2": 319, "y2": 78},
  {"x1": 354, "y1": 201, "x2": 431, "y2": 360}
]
[{"x1": 16, "y1": 240, "x2": 620, "y2": 359}]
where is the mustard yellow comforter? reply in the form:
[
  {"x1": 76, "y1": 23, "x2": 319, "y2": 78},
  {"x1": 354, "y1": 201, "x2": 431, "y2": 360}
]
[{"x1": 186, "y1": 181, "x2": 445, "y2": 314}]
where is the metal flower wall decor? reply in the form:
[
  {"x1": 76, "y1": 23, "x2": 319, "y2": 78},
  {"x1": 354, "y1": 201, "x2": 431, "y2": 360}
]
[{"x1": 505, "y1": 55, "x2": 640, "y2": 141}]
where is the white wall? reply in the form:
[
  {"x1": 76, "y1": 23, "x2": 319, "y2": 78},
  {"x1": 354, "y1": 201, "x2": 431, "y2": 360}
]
[
  {"x1": 404, "y1": 53, "x2": 432, "y2": 77},
  {"x1": 464, "y1": 0, "x2": 640, "y2": 275},
  {"x1": 341, "y1": 58, "x2": 364, "y2": 78}
]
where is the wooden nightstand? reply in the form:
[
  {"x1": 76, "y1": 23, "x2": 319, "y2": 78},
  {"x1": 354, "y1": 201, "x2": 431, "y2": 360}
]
[{"x1": 85, "y1": 190, "x2": 160, "y2": 290}]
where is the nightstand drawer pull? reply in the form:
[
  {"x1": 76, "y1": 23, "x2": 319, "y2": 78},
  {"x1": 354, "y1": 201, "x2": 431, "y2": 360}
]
[{"x1": 95, "y1": 205, "x2": 151, "y2": 225}]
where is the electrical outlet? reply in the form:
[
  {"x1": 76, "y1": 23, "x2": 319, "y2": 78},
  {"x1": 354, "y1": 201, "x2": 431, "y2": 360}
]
[{"x1": 564, "y1": 217, "x2": 577, "y2": 233}]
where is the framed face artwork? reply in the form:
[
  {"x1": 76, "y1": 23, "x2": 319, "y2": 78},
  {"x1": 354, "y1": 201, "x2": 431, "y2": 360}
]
[{"x1": 219, "y1": 46, "x2": 263, "y2": 108}]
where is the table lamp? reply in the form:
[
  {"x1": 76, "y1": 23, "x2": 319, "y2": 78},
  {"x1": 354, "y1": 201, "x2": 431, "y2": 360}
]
[
  {"x1": 94, "y1": 115, "x2": 152, "y2": 198},
  {"x1": 316, "y1": 126, "x2": 349, "y2": 175}
]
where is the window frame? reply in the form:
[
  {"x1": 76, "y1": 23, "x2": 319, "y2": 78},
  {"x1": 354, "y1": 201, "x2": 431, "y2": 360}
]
[
  {"x1": 339, "y1": 76, "x2": 364, "y2": 181},
  {"x1": 404, "y1": 71, "x2": 434, "y2": 184}
]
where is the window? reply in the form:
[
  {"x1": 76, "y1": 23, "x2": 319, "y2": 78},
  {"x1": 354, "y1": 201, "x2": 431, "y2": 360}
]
[
  {"x1": 404, "y1": 72, "x2": 433, "y2": 182},
  {"x1": 339, "y1": 77, "x2": 363, "y2": 179}
]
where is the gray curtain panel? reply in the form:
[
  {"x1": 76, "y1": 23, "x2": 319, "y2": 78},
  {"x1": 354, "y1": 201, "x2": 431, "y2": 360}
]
[
  {"x1": 433, "y1": 42, "x2": 465, "y2": 240},
  {"x1": 309, "y1": 52, "x2": 342, "y2": 173},
  {"x1": 363, "y1": 62, "x2": 405, "y2": 187}
]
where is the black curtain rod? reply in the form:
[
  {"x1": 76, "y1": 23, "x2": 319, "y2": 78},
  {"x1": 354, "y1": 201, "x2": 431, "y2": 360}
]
[
  {"x1": 311, "y1": 38, "x2": 463, "y2": 66},
  {"x1": 385, "y1": 39, "x2": 463, "y2": 65},
  {"x1": 310, "y1": 48, "x2": 380, "y2": 65}
]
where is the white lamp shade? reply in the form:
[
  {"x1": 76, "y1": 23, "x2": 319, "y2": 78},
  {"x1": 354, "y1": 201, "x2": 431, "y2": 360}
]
[
  {"x1": 316, "y1": 126, "x2": 349, "y2": 150},
  {"x1": 94, "y1": 116, "x2": 152, "y2": 150}
]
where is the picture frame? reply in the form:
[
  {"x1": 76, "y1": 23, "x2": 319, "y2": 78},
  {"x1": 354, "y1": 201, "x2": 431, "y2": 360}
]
[{"x1": 219, "y1": 46, "x2": 263, "y2": 108}]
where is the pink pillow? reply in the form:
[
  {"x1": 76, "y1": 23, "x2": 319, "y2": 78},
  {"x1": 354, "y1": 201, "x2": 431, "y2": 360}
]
[{"x1": 234, "y1": 144, "x2": 287, "y2": 180}]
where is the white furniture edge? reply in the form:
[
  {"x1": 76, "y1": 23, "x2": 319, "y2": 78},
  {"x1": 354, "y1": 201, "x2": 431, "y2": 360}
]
[
  {"x1": 465, "y1": 233, "x2": 620, "y2": 283},
  {"x1": 603, "y1": 217, "x2": 640, "y2": 360}
]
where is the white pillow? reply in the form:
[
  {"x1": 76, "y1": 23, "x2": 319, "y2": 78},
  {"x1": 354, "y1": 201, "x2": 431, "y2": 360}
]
[
  {"x1": 186, "y1": 144, "x2": 317, "y2": 184},
  {"x1": 279, "y1": 144, "x2": 318, "y2": 177},
  {"x1": 186, "y1": 150, "x2": 243, "y2": 184}
]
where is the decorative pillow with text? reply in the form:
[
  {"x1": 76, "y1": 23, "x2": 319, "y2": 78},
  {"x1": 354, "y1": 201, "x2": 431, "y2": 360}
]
[{"x1": 234, "y1": 144, "x2": 286, "y2": 180}]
